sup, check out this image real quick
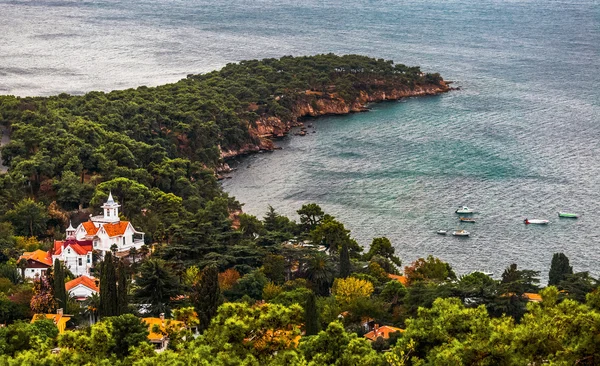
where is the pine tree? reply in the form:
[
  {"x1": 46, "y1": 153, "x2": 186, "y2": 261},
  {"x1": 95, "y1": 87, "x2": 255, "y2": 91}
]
[
  {"x1": 548, "y1": 253, "x2": 573, "y2": 286},
  {"x1": 117, "y1": 260, "x2": 128, "y2": 315},
  {"x1": 99, "y1": 252, "x2": 118, "y2": 317},
  {"x1": 304, "y1": 291, "x2": 320, "y2": 336},
  {"x1": 53, "y1": 259, "x2": 67, "y2": 311},
  {"x1": 339, "y1": 241, "x2": 351, "y2": 278},
  {"x1": 194, "y1": 264, "x2": 222, "y2": 332}
]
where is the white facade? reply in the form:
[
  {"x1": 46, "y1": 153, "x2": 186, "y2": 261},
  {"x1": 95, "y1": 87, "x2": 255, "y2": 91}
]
[
  {"x1": 68, "y1": 284, "x2": 97, "y2": 299},
  {"x1": 24, "y1": 267, "x2": 48, "y2": 280},
  {"x1": 74, "y1": 192, "x2": 145, "y2": 254},
  {"x1": 52, "y1": 243, "x2": 93, "y2": 277}
]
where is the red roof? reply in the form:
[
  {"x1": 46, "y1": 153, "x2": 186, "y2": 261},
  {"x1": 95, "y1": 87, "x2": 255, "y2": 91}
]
[
  {"x1": 364, "y1": 326, "x2": 404, "y2": 341},
  {"x1": 19, "y1": 250, "x2": 52, "y2": 266},
  {"x1": 102, "y1": 221, "x2": 130, "y2": 237},
  {"x1": 53, "y1": 238, "x2": 93, "y2": 256},
  {"x1": 82, "y1": 221, "x2": 99, "y2": 236},
  {"x1": 65, "y1": 276, "x2": 99, "y2": 292}
]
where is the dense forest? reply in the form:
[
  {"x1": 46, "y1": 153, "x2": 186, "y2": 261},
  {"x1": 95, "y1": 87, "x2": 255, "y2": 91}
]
[{"x1": 1, "y1": 55, "x2": 599, "y2": 365}]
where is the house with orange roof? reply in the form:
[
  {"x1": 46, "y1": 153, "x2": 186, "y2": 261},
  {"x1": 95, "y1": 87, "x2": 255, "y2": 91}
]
[
  {"x1": 31, "y1": 308, "x2": 72, "y2": 334},
  {"x1": 388, "y1": 274, "x2": 409, "y2": 286},
  {"x1": 142, "y1": 313, "x2": 185, "y2": 352},
  {"x1": 73, "y1": 192, "x2": 145, "y2": 256},
  {"x1": 18, "y1": 249, "x2": 52, "y2": 279},
  {"x1": 65, "y1": 275, "x2": 99, "y2": 301},
  {"x1": 364, "y1": 324, "x2": 404, "y2": 342}
]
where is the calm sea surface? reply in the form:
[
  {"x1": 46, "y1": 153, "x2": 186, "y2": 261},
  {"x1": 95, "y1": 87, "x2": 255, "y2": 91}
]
[{"x1": 1, "y1": 0, "x2": 599, "y2": 282}]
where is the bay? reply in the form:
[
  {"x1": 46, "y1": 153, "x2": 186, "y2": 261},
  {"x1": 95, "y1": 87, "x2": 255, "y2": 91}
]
[{"x1": 1, "y1": 0, "x2": 598, "y2": 281}]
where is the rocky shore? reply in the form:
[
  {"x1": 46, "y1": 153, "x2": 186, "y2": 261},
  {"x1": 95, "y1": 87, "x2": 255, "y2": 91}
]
[{"x1": 220, "y1": 81, "x2": 451, "y2": 161}]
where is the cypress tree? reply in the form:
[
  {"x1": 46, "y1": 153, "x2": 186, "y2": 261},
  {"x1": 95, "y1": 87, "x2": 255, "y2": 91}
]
[
  {"x1": 549, "y1": 253, "x2": 573, "y2": 286},
  {"x1": 304, "y1": 291, "x2": 320, "y2": 336},
  {"x1": 53, "y1": 259, "x2": 67, "y2": 311},
  {"x1": 117, "y1": 260, "x2": 128, "y2": 315},
  {"x1": 339, "y1": 241, "x2": 351, "y2": 278},
  {"x1": 99, "y1": 252, "x2": 118, "y2": 317},
  {"x1": 194, "y1": 264, "x2": 222, "y2": 332}
]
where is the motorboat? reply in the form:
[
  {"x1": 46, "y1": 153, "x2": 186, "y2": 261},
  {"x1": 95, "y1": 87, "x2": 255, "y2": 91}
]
[
  {"x1": 524, "y1": 218, "x2": 549, "y2": 225},
  {"x1": 459, "y1": 217, "x2": 476, "y2": 223},
  {"x1": 455, "y1": 206, "x2": 476, "y2": 214},
  {"x1": 452, "y1": 230, "x2": 470, "y2": 237},
  {"x1": 436, "y1": 229, "x2": 448, "y2": 235},
  {"x1": 558, "y1": 212, "x2": 579, "y2": 218}
]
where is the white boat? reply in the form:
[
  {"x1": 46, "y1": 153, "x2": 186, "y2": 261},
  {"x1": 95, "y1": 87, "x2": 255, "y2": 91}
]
[
  {"x1": 436, "y1": 230, "x2": 448, "y2": 235},
  {"x1": 524, "y1": 218, "x2": 549, "y2": 225},
  {"x1": 558, "y1": 212, "x2": 579, "y2": 218},
  {"x1": 452, "y1": 230, "x2": 470, "y2": 237},
  {"x1": 455, "y1": 206, "x2": 476, "y2": 214}
]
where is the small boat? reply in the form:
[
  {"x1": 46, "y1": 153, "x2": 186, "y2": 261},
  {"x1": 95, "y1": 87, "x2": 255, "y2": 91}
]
[
  {"x1": 459, "y1": 217, "x2": 476, "y2": 223},
  {"x1": 436, "y1": 230, "x2": 448, "y2": 235},
  {"x1": 524, "y1": 218, "x2": 549, "y2": 225},
  {"x1": 452, "y1": 230, "x2": 470, "y2": 237},
  {"x1": 455, "y1": 206, "x2": 476, "y2": 214},
  {"x1": 558, "y1": 212, "x2": 579, "y2": 218}
]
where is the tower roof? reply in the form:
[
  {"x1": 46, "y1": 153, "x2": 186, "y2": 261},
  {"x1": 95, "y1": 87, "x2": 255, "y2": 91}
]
[
  {"x1": 101, "y1": 191, "x2": 120, "y2": 208},
  {"x1": 107, "y1": 191, "x2": 115, "y2": 204},
  {"x1": 67, "y1": 220, "x2": 75, "y2": 232}
]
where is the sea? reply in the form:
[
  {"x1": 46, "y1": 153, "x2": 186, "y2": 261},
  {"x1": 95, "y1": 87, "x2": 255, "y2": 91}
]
[{"x1": 1, "y1": 0, "x2": 598, "y2": 282}]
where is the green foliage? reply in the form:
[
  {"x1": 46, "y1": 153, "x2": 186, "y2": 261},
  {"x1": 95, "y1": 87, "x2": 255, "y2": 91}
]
[
  {"x1": 262, "y1": 254, "x2": 286, "y2": 284},
  {"x1": 225, "y1": 269, "x2": 268, "y2": 301},
  {"x1": 304, "y1": 291, "x2": 320, "y2": 336},
  {"x1": 99, "y1": 252, "x2": 118, "y2": 317},
  {"x1": 364, "y1": 237, "x2": 401, "y2": 268},
  {"x1": 297, "y1": 203, "x2": 325, "y2": 232},
  {"x1": 404, "y1": 255, "x2": 456, "y2": 285},
  {"x1": 549, "y1": 252, "x2": 574, "y2": 286},
  {"x1": 106, "y1": 314, "x2": 149, "y2": 358},
  {"x1": 134, "y1": 258, "x2": 180, "y2": 316},
  {"x1": 299, "y1": 321, "x2": 384, "y2": 365},
  {"x1": 193, "y1": 263, "x2": 223, "y2": 332},
  {"x1": 52, "y1": 259, "x2": 67, "y2": 311},
  {"x1": 339, "y1": 241, "x2": 351, "y2": 279},
  {"x1": 4, "y1": 198, "x2": 48, "y2": 237}
]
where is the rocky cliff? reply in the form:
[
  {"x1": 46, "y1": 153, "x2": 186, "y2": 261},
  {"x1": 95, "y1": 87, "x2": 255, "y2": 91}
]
[{"x1": 220, "y1": 81, "x2": 450, "y2": 160}]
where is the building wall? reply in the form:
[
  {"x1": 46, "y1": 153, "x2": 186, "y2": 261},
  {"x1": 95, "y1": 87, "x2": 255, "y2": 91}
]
[{"x1": 68, "y1": 284, "x2": 97, "y2": 299}]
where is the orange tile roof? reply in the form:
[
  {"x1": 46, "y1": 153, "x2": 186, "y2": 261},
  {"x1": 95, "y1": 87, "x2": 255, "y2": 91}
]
[
  {"x1": 65, "y1": 276, "x2": 99, "y2": 293},
  {"x1": 19, "y1": 249, "x2": 52, "y2": 266},
  {"x1": 32, "y1": 313, "x2": 71, "y2": 334},
  {"x1": 388, "y1": 274, "x2": 409, "y2": 286},
  {"x1": 364, "y1": 326, "x2": 404, "y2": 341},
  {"x1": 524, "y1": 293, "x2": 542, "y2": 302},
  {"x1": 102, "y1": 221, "x2": 130, "y2": 237},
  {"x1": 142, "y1": 318, "x2": 184, "y2": 341},
  {"x1": 82, "y1": 221, "x2": 99, "y2": 236}
]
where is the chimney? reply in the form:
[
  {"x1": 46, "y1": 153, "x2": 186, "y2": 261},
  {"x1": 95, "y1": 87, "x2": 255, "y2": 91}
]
[
  {"x1": 159, "y1": 313, "x2": 165, "y2": 322},
  {"x1": 57, "y1": 308, "x2": 63, "y2": 316}
]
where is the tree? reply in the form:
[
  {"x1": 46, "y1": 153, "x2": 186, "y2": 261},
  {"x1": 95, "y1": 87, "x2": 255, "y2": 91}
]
[
  {"x1": 299, "y1": 321, "x2": 384, "y2": 365},
  {"x1": 5, "y1": 198, "x2": 48, "y2": 237},
  {"x1": 117, "y1": 260, "x2": 128, "y2": 315},
  {"x1": 332, "y1": 277, "x2": 374, "y2": 307},
  {"x1": 364, "y1": 237, "x2": 401, "y2": 268},
  {"x1": 304, "y1": 252, "x2": 336, "y2": 296},
  {"x1": 304, "y1": 291, "x2": 319, "y2": 336},
  {"x1": 262, "y1": 254, "x2": 286, "y2": 284},
  {"x1": 559, "y1": 272, "x2": 598, "y2": 303},
  {"x1": 30, "y1": 273, "x2": 56, "y2": 314},
  {"x1": 53, "y1": 259, "x2": 67, "y2": 311},
  {"x1": 99, "y1": 252, "x2": 118, "y2": 318},
  {"x1": 218, "y1": 268, "x2": 241, "y2": 291},
  {"x1": 193, "y1": 264, "x2": 222, "y2": 332},
  {"x1": 404, "y1": 255, "x2": 456, "y2": 285},
  {"x1": 310, "y1": 216, "x2": 351, "y2": 253},
  {"x1": 549, "y1": 252, "x2": 573, "y2": 286},
  {"x1": 135, "y1": 259, "x2": 180, "y2": 316},
  {"x1": 339, "y1": 241, "x2": 350, "y2": 278},
  {"x1": 297, "y1": 203, "x2": 324, "y2": 232},
  {"x1": 107, "y1": 314, "x2": 149, "y2": 357}
]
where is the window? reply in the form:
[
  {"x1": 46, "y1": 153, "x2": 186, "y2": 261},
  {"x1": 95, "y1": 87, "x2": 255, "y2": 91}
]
[
  {"x1": 93, "y1": 240, "x2": 98, "y2": 247},
  {"x1": 78, "y1": 258, "x2": 82, "y2": 266},
  {"x1": 123, "y1": 237, "x2": 126, "y2": 246},
  {"x1": 107, "y1": 210, "x2": 110, "y2": 217},
  {"x1": 87, "y1": 255, "x2": 91, "y2": 264},
  {"x1": 67, "y1": 249, "x2": 71, "y2": 254}
]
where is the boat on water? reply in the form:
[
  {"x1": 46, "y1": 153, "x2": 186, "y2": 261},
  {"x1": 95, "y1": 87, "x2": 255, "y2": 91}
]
[
  {"x1": 452, "y1": 230, "x2": 470, "y2": 237},
  {"x1": 558, "y1": 212, "x2": 579, "y2": 218},
  {"x1": 524, "y1": 218, "x2": 549, "y2": 225},
  {"x1": 436, "y1": 229, "x2": 448, "y2": 235},
  {"x1": 455, "y1": 206, "x2": 476, "y2": 214},
  {"x1": 459, "y1": 217, "x2": 476, "y2": 223}
]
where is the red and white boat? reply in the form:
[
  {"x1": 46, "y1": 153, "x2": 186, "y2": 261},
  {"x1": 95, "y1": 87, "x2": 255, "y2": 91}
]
[{"x1": 524, "y1": 218, "x2": 549, "y2": 225}]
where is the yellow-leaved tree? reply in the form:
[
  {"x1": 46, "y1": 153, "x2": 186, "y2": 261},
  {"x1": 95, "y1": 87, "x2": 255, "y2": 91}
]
[{"x1": 332, "y1": 277, "x2": 374, "y2": 306}]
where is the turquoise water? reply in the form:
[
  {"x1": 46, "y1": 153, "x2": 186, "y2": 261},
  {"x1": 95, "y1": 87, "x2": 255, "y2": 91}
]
[{"x1": 1, "y1": 0, "x2": 599, "y2": 281}]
